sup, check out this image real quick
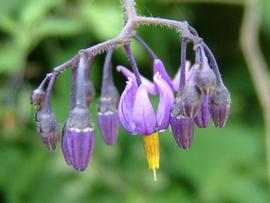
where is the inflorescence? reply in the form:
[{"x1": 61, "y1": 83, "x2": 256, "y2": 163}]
[{"x1": 31, "y1": 0, "x2": 231, "y2": 180}]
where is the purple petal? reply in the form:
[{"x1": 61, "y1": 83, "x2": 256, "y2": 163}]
[
  {"x1": 118, "y1": 78, "x2": 137, "y2": 133},
  {"x1": 195, "y1": 96, "x2": 210, "y2": 128},
  {"x1": 133, "y1": 84, "x2": 157, "y2": 135},
  {"x1": 154, "y1": 73, "x2": 174, "y2": 131},
  {"x1": 153, "y1": 59, "x2": 174, "y2": 90},
  {"x1": 98, "y1": 111, "x2": 120, "y2": 145},
  {"x1": 117, "y1": 65, "x2": 157, "y2": 94},
  {"x1": 170, "y1": 115, "x2": 195, "y2": 149}
]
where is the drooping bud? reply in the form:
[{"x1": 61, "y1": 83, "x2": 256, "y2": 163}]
[
  {"x1": 31, "y1": 88, "x2": 46, "y2": 109},
  {"x1": 194, "y1": 48, "x2": 217, "y2": 95},
  {"x1": 209, "y1": 84, "x2": 231, "y2": 128},
  {"x1": 35, "y1": 109, "x2": 59, "y2": 150},
  {"x1": 195, "y1": 95, "x2": 210, "y2": 128},
  {"x1": 170, "y1": 101, "x2": 195, "y2": 149},
  {"x1": 98, "y1": 85, "x2": 120, "y2": 145},
  {"x1": 34, "y1": 73, "x2": 59, "y2": 150},
  {"x1": 97, "y1": 49, "x2": 120, "y2": 145},
  {"x1": 61, "y1": 107, "x2": 95, "y2": 171}
]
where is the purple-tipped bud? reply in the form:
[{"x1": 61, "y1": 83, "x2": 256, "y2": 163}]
[
  {"x1": 61, "y1": 107, "x2": 95, "y2": 171},
  {"x1": 85, "y1": 80, "x2": 95, "y2": 106},
  {"x1": 209, "y1": 84, "x2": 231, "y2": 128},
  {"x1": 195, "y1": 95, "x2": 210, "y2": 128},
  {"x1": 31, "y1": 89, "x2": 46, "y2": 109},
  {"x1": 170, "y1": 103, "x2": 195, "y2": 149},
  {"x1": 194, "y1": 64, "x2": 216, "y2": 96},
  {"x1": 98, "y1": 85, "x2": 120, "y2": 145},
  {"x1": 180, "y1": 83, "x2": 202, "y2": 117},
  {"x1": 35, "y1": 109, "x2": 59, "y2": 150}
]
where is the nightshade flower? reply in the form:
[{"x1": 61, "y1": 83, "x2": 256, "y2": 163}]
[{"x1": 118, "y1": 55, "x2": 174, "y2": 180}]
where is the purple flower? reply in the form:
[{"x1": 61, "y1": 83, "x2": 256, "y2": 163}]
[
  {"x1": 61, "y1": 107, "x2": 95, "y2": 171},
  {"x1": 118, "y1": 69, "x2": 174, "y2": 135}
]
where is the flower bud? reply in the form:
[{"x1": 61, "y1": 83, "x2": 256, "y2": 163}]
[
  {"x1": 209, "y1": 84, "x2": 231, "y2": 128},
  {"x1": 61, "y1": 107, "x2": 95, "y2": 171},
  {"x1": 194, "y1": 64, "x2": 217, "y2": 96},
  {"x1": 31, "y1": 89, "x2": 46, "y2": 109},
  {"x1": 98, "y1": 85, "x2": 120, "y2": 145},
  {"x1": 85, "y1": 80, "x2": 95, "y2": 106},
  {"x1": 35, "y1": 109, "x2": 59, "y2": 150},
  {"x1": 170, "y1": 102, "x2": 195, "y2": 149},
  {"x1": 180, "y1": 82, "x2": 202, "y2": 117},
  {"x1": 195, "y1": 95, "x2": 210, "y2": 128}
]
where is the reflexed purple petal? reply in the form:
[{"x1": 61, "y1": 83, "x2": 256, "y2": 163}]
[
  {"x1": 133, "y1": 85, "x2": 156, "y2": 135},
  {"x1": 170, "y1": 115, "x2": 194, "y2": 149},
  {"x1": 173, "y1": 61, "x2": 191, "y2": 91},
  {"x1": 209, "y1": 103, "x2": 230, "y2": 128},
  {"x1": 154, "y1": 73, "x2": 174, "y2": 131},
  {"x1": 66, "y1": 128, "x2": 95, "y2": 171},
  {"x1": 118, "y1": 78, "x2": 137, "y2": 133},
  {"x1": 153, "y1": 59, "x2": 174, "y2": 90},
  {"x1": 98, "y1": 111, "x2": 120, "y2": 145},
  {"x1": 195, "y1": 96, "x2": 210, "y2": 128},
  {"x1": 117, "y1": 65, "x2": 157, "y2": 94}
]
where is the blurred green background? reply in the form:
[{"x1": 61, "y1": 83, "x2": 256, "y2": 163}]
[{"x1": 0, "y1": 0, "x2": 270, "y2": 202}]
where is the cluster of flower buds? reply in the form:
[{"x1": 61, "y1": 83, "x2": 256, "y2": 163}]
[
  {"x1": 32, "y1": 31, "x2": 230, "y2": 179},
  {"x1": 32, "y1": 50, "x2": 121, "y2": 171},
  {"x1": 170, "y1": 40, "x2": 231, "y2": 149}
]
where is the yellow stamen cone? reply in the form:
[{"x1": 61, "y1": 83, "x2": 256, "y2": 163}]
[{"x1": 143, "y1": 133, "x2": 160, "y2": 181}]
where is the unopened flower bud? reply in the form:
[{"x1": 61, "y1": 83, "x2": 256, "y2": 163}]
[
  {"x1": 195, "y1": 95, "x2": 210, "y2": 128},
  {"x1": 180, "y1": 82, "x2": 202, "y2": 117},
  {"x1": 61, "y1": 107, "x2": 95, "y2": 171},
  {"x1": 209, "y1": 84, "x2": 231, "y2": 128},
  {"x1": 170, "y1": 102, "x2": 195, "y2": 149},
  {"x1": 31, "y1": 89, "x2": 46, "y2": 109},
  {"x1": 35, "y1": 109, "x2": 59, "y2": 150},
  {"x1": 194, "y1": 64, "x2": 216, "y2": 96},
  {"x1": 98, "y1": 85, "x2": 120, "y2": 145},
  {"x1": 85, "y1": 80, "x2": 95, "y2": 106}
]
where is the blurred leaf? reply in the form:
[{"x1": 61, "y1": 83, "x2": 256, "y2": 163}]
[
  {"x1": 19, "y1": 0, "x2": 64, "y2": 26},
  {"x1": 36, "y1": 17, "x2": 85, "y2": 38}
]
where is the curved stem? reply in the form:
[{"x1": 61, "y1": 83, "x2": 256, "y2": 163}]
[
  {"x1": 43, "y1": 73, "x2": 57, "y2": 111},
  {"x1": 101, "y1": 48, "x2": 114, "y2": 95},
  {"x1": 76, "y1": 53, "x2": 88, "y2": 108},
  {"x1": 133, "y1": 35, "x2": 157, "y2": 60},
  {"x1": 179, "y1": 38, "x2": 188, "y2": 90},
  {"x1": 203, "y1": 43, "x2": 223, "y2": 86},
  {"x1": 70, "y1": 67, "x2": 77, "y2": 110},
  {"x1": 124, "y1": 44, "x2": 142, "y2": 85}
]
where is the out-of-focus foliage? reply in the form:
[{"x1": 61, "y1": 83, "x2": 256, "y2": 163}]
[{"x1": 0, "y1": 0, "x2": 269, "y2": 203}]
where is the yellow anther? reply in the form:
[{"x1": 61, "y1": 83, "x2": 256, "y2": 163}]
[{"x1": 143, "y1": 133, "x2": 160, "y2": 181}]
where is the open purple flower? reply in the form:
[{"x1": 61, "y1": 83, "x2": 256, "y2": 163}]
[{"x1": 118, "y1": 63, "x2": 174, "y2": 135}]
